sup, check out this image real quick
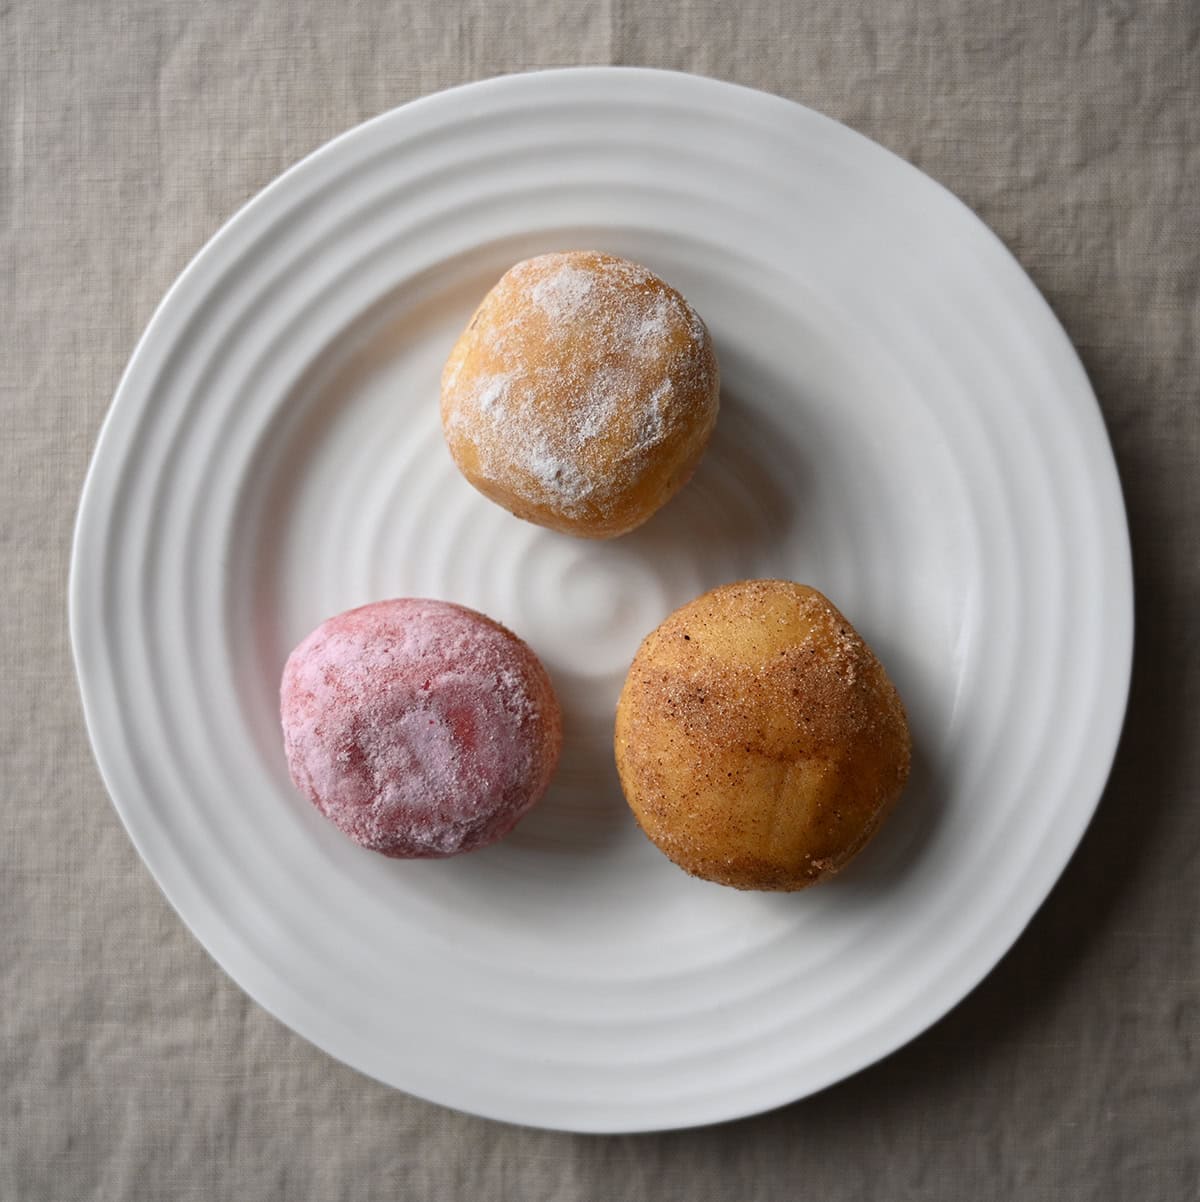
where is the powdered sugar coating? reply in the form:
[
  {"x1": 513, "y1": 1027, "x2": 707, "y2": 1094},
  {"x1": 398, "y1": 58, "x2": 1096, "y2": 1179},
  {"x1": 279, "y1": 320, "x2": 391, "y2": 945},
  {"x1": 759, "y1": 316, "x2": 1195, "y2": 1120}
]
[
  {"x1": 280, "y1": 599, "x2": 562, "y2": 858},
  {"x1": 441, "y1": 251, "x2": 720, "y2": 539}
]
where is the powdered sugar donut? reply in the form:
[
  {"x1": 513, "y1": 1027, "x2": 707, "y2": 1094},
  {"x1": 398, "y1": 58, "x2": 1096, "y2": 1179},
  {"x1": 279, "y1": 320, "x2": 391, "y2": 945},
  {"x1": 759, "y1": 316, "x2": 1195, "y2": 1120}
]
[
  {"x1": 441, "y1": 251, "x2": 720, "y2": 539},
  {"x1": 280, "y1": 599, "x2": 562, "y2": 858}
]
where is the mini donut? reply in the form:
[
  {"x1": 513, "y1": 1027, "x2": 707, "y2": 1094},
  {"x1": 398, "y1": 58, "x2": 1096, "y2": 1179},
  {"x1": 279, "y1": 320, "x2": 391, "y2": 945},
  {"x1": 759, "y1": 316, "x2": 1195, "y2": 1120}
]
[
  {"x1": 614, "y1": 581, "x2": 910, "y2": 890},
  {"x1": 440, "y1": 251, "x2": 720, "y2": 539},
  {"x1": 280, "y1": 598, "x2": 561, "y2": 857}
]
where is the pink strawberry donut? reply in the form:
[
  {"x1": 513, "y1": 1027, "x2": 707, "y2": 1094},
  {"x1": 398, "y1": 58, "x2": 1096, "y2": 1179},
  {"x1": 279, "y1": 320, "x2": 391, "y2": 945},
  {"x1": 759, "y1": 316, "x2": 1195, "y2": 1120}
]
[{"x1": 280, "y1": 598, "x2": 561, "y2": 857}]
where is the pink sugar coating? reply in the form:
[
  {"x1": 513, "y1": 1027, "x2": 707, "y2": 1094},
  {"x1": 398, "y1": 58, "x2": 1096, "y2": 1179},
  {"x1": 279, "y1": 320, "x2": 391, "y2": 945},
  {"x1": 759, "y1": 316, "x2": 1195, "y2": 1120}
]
[{"x1": 280, "y1": 599, "x2": 562, "y2": 858}]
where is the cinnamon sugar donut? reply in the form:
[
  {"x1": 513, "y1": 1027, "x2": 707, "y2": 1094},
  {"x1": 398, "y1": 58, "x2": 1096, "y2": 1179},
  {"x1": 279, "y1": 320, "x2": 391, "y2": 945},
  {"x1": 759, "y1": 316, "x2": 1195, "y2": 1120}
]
[
  {"x1": 614, "y1": 581, "x2": 910, "y2": 890},
  {"x1": 440, "y1": 251, "x2": 720, "y2": 539},
  {"x1": 280, "y1": 599, "x2": 561, "y2": 858}
]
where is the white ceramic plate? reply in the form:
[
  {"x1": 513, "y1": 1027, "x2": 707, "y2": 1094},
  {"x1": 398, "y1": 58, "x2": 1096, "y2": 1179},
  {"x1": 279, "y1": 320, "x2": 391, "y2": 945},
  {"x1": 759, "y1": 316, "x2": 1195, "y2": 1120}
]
[{"x1": 70, "y1": 68, "x2": 1132, "y2": 1132}]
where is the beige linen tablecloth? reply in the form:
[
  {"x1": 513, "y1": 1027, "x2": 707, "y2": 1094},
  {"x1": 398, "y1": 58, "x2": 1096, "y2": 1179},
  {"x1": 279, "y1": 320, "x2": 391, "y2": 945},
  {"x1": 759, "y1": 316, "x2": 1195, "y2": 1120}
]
[{"x1": 3, "y1": 1, "x2": 1197, "y2": 1197}]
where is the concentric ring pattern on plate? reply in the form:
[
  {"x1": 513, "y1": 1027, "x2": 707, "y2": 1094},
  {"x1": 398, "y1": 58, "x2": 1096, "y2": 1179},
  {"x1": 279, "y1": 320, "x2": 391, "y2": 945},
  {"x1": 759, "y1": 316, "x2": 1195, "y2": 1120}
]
[{"x1": 70, "y1": 69, "x2": 1132, "y2": 1131}]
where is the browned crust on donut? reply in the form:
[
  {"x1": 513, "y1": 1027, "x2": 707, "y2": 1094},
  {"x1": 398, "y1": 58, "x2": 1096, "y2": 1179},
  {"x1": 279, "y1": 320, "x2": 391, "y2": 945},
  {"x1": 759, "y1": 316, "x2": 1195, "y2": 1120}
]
[
  {"x1": 614, "y1": 580, "x2": 911, "y2": 890},
  {"x1": 440, "y1": 251, "x2": 719, "y2": 539}
]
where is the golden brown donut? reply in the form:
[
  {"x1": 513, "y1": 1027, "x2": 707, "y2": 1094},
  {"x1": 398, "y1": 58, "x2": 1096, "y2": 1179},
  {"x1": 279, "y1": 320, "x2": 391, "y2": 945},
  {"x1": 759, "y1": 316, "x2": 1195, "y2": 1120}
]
[
  {"x1": 440, "y1": 251, "x2": 719, "y2": 539},
  {"x1": 614, "y1": 581, "x2": 911, "y2": 890}
]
